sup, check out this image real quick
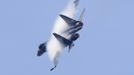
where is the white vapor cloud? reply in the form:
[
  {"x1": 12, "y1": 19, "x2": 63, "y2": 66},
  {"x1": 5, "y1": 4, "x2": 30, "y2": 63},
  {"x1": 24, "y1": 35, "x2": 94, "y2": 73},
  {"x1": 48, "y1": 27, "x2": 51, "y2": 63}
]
[{"x1": 46, "y1": 0, "x2": 79, "y2": 66}]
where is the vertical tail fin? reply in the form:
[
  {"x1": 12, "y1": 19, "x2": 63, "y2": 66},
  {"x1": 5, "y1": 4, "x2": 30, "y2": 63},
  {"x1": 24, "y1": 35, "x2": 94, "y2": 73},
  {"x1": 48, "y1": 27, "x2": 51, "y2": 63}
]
[
  {"x1": 74, "y1": 0, "x2": 80, "y2": 7},
  {"x1": 78, "y1": 8, "x2": 86, "y2": 21}
]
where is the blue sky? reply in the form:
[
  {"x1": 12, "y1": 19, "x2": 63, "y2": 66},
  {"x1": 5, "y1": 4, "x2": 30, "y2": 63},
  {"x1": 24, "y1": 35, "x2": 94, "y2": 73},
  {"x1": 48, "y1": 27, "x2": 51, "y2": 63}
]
[{"x1": 0, "y1": 0, "x2": 134, "y2": 75}]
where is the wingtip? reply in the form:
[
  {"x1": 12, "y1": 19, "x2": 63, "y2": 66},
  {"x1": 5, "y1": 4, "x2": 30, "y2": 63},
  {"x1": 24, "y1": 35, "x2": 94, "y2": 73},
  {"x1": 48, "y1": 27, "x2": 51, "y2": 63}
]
[
  {"x1": 53, "y1": 33, "x2": 57, "y2": 37},
  {"x1": 53, "y1": 33, "x2": 56, "y2": 35},
  {"x1": 59, "y1": 14, "x2": 66, "y2": 19},
  {"x1": 53, "y1": 33, "x2": 60, "y2": 39},
  {"x1": 59, "y1": 14, "x2": 62, "y2": 17}
]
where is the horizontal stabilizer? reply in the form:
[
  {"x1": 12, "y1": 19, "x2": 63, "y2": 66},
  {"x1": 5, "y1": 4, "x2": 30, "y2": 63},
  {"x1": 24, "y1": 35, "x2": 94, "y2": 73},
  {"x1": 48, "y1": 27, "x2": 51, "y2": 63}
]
[
  {"x1": 53, "y1": 33, "x2": 72, "y2": 46},
  {"x1": 37, "y1": 42, "x2": 47, "y2": 56}
]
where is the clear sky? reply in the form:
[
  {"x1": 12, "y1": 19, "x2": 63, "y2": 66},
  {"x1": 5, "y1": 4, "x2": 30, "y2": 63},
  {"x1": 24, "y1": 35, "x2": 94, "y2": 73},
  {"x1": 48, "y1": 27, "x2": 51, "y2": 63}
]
[{"x1": 0, "y1": 0, "x2": 134, "y2": 75}]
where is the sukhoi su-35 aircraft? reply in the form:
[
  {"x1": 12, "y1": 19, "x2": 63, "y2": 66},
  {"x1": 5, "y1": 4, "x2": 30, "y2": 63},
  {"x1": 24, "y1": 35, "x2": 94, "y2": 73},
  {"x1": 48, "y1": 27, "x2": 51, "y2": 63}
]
[{"x1": 37, "y1": 0, "x2": 85, "y2": 71}]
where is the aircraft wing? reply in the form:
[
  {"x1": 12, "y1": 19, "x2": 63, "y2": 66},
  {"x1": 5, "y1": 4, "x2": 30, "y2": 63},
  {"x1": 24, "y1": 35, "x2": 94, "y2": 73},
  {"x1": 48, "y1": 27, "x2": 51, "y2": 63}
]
[
  {"x1": 60, "y1": 14, "x2": 77, "y2": 26},
  {"x1": 53, "y1": 33, "x2": 72, "y2": 47},
  {"x1": 60, "y1": 8, "x2": 85, "y2": 26}
]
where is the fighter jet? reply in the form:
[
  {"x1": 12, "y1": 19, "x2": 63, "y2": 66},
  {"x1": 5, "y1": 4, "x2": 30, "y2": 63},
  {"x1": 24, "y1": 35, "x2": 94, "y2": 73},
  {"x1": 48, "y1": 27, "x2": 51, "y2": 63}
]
[
  {"x1": 37, "y1": 0, "x2": 85, "y2": 71},
  {"x1": 59, "y1": 8, "x2": 85, "y2": 52}
]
